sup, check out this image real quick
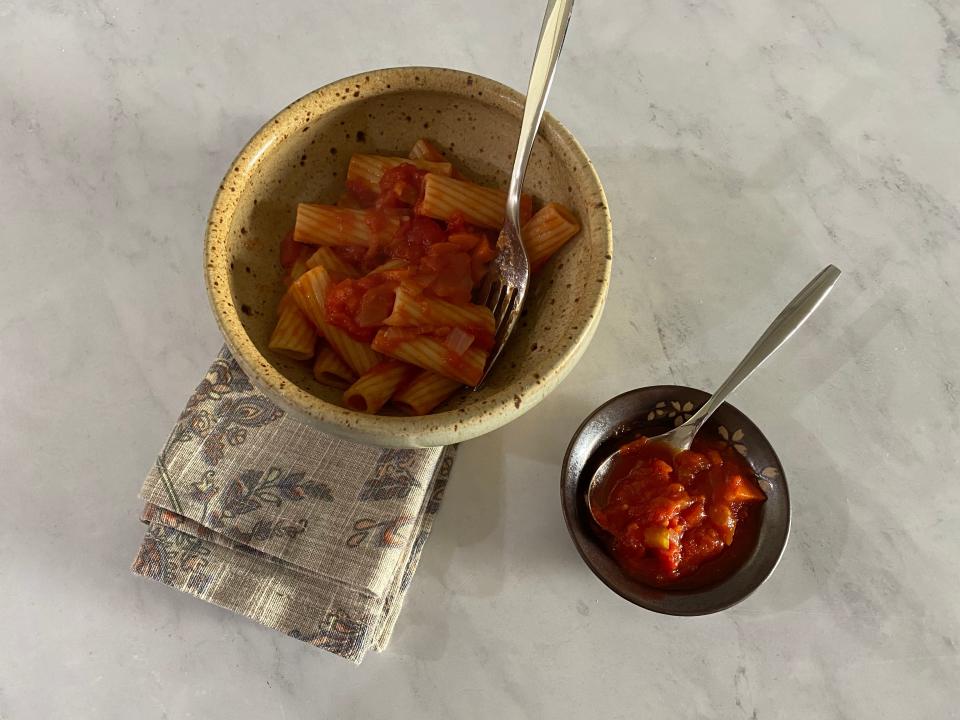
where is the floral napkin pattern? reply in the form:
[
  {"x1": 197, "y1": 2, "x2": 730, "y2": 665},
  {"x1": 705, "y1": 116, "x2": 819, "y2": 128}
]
[{"x1": 131, "y1": 346, "x2": 455, "y2": 663}]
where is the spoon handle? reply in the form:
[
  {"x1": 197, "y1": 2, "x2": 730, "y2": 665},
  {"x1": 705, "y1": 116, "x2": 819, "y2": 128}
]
[
  {"x1": 505, "y1": 0, "x2": 575, "y2": 234},
  {"x1": 685, "y1": 265, "x2": 842, "y2": 434}
]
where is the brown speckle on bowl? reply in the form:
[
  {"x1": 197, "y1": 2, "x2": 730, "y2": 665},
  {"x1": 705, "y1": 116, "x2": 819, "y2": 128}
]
[{"x1": 204, "y1": 67, "x2": 612, "y2": 447}]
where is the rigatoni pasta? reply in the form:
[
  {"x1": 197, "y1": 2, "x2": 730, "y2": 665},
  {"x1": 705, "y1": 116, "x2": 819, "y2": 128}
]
[
  {"x1": 290, "y1": 266, "x2": 382, "y2": 375},
  {"x1": 392, "y1": 370, "x2": 462, "y2": 415},
  {"x1": 418, "y1": 174, "x2": 534, "y2": 229},
  {"x1": 313, "y1": 346, "x2": 356, "y2": 388},
  {"x1": 268, "y1": 294, "x2": 317, "y2": 360},
  {"x1": 306, "y1": 246, "x2": 361, "y2": 278},
  {"x1": 371, "y1": 329, "x2": 487, "y2": 387},
  {"x1": 343, "y1": 361, "x2": 415, "y2": 413},
  {"x1": 323, "y1": 323, "x2": 382, "y2": 376},
  {"x1": 294, "y1": 205, "x2": 406, "y2": 247},
  {"x1": 522, "y1": 202, "x2": 582, "y2": 271},
  {"x1": 289, "y1": 266, "x2": 332, "y2": 331},
  {"x1": 347, "y1": 154, "x2": 453, "y2": 196},
  {"x1": 385, "y1": 285, "x2": 495, "y2": 339},
  {"x1": 408, "y1": 138, "x2": 448, "y2": 163},
  {"x1": 268, "y1": 138, "x2": 581, "y2": 414}
]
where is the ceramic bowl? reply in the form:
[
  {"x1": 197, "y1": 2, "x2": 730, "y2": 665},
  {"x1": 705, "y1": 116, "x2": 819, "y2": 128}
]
[
  {"x1": 561, "y1": 386, "x2": 790, "y2": 615},
  {"x1": 205, "y1": 67, "x2": 612, "y2": 447}
]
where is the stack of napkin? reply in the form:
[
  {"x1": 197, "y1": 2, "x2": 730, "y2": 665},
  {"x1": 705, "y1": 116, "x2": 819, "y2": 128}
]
[{"x1": 131, "y1": 347, "x2": 454, "y2": 663}]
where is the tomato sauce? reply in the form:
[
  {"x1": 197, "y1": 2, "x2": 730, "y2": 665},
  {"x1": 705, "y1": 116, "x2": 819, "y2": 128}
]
[
  {"x1": 377, "y1": 163, "x2": 427, "y2": 209},
  {"x1": 320, "y1": 162, "x2": 490, "y2": 343},
  {"x1": 593, "y1": 436, "x2": 766, "y2": 588},
  {"x1": 325, "y1": 275, "x2": 400, "y2": 342}
]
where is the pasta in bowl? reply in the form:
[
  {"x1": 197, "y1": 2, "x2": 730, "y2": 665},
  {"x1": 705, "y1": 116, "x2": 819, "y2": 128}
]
[
  {"x1": 272, "y1": 146, "x2": 581, "y2": 413},
  {"x1": 205, "y1": 67, "x2": 612, "y2": 447}
]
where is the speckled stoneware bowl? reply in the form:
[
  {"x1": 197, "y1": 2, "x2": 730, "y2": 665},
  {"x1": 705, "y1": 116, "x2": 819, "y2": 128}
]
[
  {"x1": 205, "y1": 67, "x2": 612, "y2": 447},
  {"x1": 561, "y1": 386, "x2": 790, "y2": 615}
]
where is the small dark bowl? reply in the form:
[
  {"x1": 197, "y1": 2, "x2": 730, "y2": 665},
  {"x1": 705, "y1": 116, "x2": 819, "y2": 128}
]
[{"x1": 561, "y1": 385, "x2": 790, "y2": 615}]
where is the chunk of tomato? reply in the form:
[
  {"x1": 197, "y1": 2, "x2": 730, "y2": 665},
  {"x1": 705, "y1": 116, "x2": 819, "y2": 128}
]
[
  {"x1": 356, "y1": 282, "x2": 398, "y2": 327},
  {"x1": 377, "y1": 163, "x2": 427, "y2": 209},
  {"x1": 422, "y1": 245, "x2": 473, "y2": 303},
  {"x1": 389, "y1": 217, "x2": 447, "y2": 263}
]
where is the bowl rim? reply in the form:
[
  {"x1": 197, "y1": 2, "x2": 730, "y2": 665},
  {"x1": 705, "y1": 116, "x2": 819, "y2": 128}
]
[
  {"x1": 560, "y1": 385, "x2": 792, "y2": 615},
  {"x1": 204, "y1": 65, "x2": 613, "y2": 447}
]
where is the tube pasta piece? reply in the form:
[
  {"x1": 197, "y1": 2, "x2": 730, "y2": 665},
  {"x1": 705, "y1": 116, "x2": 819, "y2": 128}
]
[
  {"x1": 342, "y1": 360, "x2": 414, "y2": 414},
  {"x1": 371, "y1": 328, "x2": 487, "y2": 386},
  {"x1": 305, "y1": 246, "x2": 361, "y2": 278},
  {"x1": 284, "y1": 244, "x2": 314, "y2": 286},
  {"x1": 385, "y1": 285, "x2": 495, "y2": 339},
  {"x1": 418, "y1": 174, "x2": 534, "y2": 230},
  {"x1": 392, "y1": 370, "x2": 462, "y2": 415},
  {"x1": 290, "y1": 266, "x2": 383, "y2": 375},
  {"x1": 408, "y1": 138, "x2": 447, "y2": 163},
  {"x1": 294, "y1": 204, "x2": 406, "y2": 247},
  {"x1": 522, "y1": 202, "x2": 581, "y2": 271},
  {"x1": 369, "y1": 258, "x2": 409, "y2": 275},
  {"x1": 289, "y1": 266, "x2": 332, "y2": 331},
  {"x1": 274, "y1": 142, "x2": 583, "y2": 415},
  {"x1": 289, "y1": 258, "x2": 310, "y2": 282},
  {"x1": 324, "y1": 324, "x2": 382, "y2": 376},
  {"x1": 346, "y1": 154, "x2": 453, "y2": 195},
  {"x1": 268, "y1": 294, "x2": 317, "y2": 360},
  {"x1": 312, "y1": 345, "x2": 356, "y2": 388}
]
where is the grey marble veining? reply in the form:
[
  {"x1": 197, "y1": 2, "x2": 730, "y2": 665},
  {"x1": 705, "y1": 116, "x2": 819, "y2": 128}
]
[{"x1": 1, "y1": 0, "x2": 958, "y2": 717}]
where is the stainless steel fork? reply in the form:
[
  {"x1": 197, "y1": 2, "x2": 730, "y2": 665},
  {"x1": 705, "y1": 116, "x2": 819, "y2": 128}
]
[{"x1": 473, "y1": 0, "x2": 575, "y2": 387}]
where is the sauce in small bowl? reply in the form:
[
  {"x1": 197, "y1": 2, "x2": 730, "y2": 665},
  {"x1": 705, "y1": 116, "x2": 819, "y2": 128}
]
[
  {"x1": 561, "y1": 385, "x2": 790, "y2": 615},
  {"x1": 592, "y1": 435, "x2": 766, "y2": 589}
]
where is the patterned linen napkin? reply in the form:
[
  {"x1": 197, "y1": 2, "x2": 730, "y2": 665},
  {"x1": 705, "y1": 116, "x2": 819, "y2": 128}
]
[{"x1": 131, "y1": 346, "x2": 455, "y2": 663}]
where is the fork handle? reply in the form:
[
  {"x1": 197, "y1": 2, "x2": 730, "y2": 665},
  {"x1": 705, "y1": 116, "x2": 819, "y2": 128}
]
[{"x1": 506, "y1": 0, "x2": 575, "y2": 234}]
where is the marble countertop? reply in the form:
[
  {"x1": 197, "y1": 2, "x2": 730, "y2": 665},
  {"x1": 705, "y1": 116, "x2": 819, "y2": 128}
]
[{"x1": 2, "y1": 0, "x2": 958, "y2": 717}]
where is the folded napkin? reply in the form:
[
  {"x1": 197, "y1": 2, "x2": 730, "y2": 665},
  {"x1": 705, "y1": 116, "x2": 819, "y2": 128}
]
[{"x1": 131, "y1": 346, "x2": 455, "y2": 663}]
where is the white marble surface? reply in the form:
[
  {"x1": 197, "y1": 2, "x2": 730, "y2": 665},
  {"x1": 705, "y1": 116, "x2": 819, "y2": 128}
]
[{"x1": 2, "y1": 0, "x2": 959, "y2": 717}]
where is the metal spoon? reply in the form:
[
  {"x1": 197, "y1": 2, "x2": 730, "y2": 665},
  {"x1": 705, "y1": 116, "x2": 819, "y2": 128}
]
[{"x1": 586, "y1": 264, "x2": 841, "y2": 521}]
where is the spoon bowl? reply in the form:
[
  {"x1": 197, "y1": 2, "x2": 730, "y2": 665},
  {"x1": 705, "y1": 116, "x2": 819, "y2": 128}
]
[{"x1": 561, "y1": 385, "x2": 791, "y2": 614}]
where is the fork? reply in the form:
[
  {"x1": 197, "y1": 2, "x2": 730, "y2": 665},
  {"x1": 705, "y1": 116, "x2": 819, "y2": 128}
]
[{"x1": 473, "y1": 0, "x2": 576, "y2": 387}]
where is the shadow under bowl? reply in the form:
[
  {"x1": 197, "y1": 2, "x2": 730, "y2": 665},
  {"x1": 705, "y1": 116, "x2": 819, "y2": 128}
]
[{"x1": 560, "y1": 385, "x2": 790, "y2": 615}]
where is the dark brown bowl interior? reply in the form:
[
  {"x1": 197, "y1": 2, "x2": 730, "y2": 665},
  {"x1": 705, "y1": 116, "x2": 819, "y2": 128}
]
[{"x1": 561, "y1": 385, "x2": 791, "y2": 615}]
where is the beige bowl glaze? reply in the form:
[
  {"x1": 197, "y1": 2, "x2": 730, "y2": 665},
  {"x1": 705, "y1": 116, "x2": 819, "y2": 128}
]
[{"x1": 205, "y1": 67, "x2": 612, "y2": 447}]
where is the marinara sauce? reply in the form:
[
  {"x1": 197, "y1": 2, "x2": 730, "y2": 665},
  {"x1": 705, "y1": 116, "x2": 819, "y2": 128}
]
[
  {"x1": 324, "y1": 163, "x2": 491, "y2": 342},
  {"x1": 593, "y1": 436, "x2": 766, "y2": 588}
]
